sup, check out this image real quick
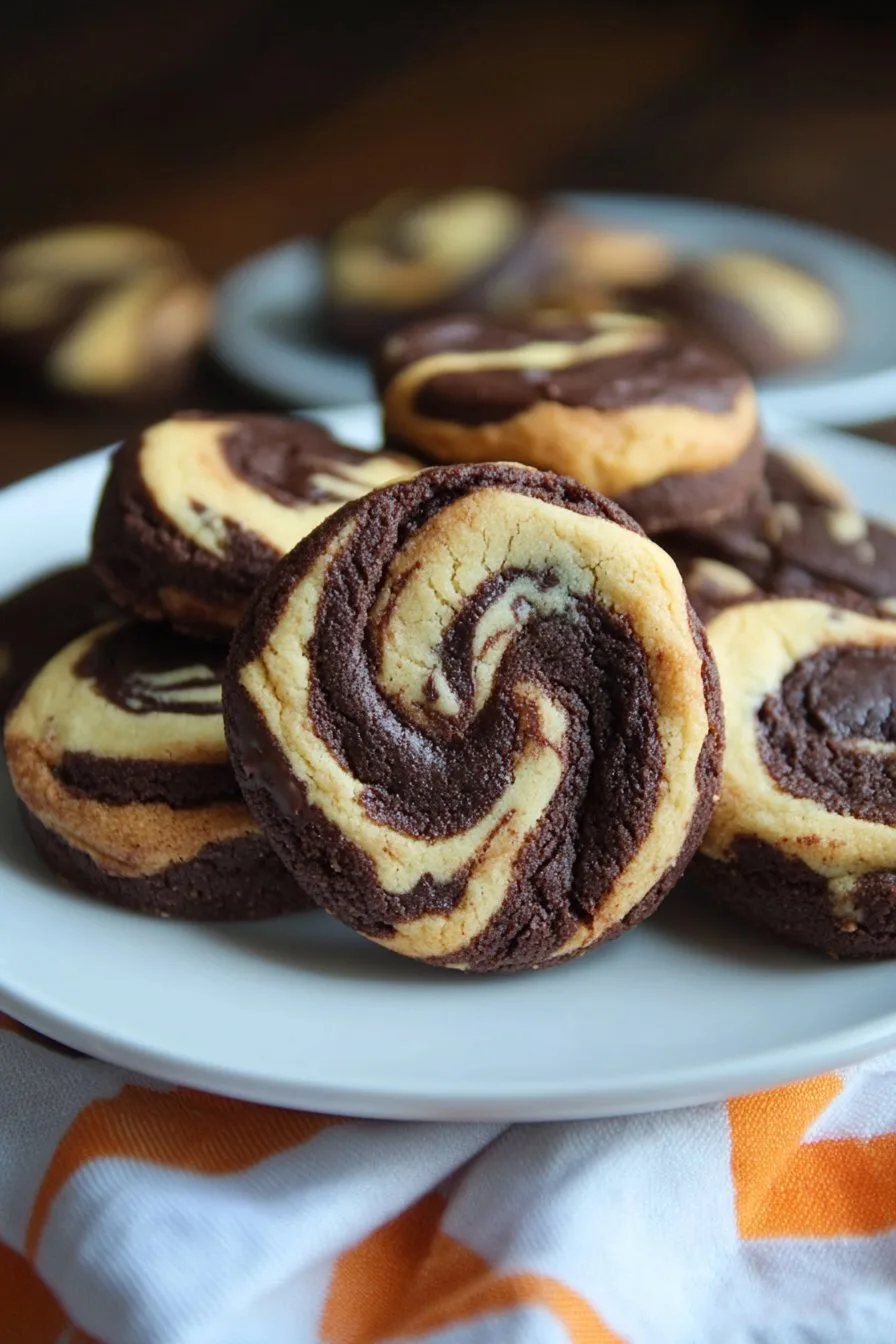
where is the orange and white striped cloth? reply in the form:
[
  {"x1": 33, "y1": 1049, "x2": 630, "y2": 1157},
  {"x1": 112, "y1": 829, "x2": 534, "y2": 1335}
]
[{"x1": 3, "y1": 1011, "x2": 896, "y2": 1343}]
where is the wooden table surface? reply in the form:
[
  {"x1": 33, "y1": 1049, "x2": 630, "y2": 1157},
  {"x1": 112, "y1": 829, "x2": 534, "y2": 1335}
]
[{"x1": 2, "y1": 1, "x2": 896, "y2": 483}]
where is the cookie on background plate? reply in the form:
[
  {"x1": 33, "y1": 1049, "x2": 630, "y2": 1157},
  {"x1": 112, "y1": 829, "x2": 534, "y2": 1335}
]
[
  {"x1": 224, "y1": 461, "x2": 723, "y2": 972},
  {"x1": 637, "y1": 250, "x2": 843, "y2": 376},
  {"x1": 92, "y1": 412, "x2": 423, "y2": 638},
  {"x1": 0, "y1": 224, "x2": 210, "y2": 401},
  {"x1": 377, "y1": 312, "x2": 762, "y2": 534},
  {"x1": 686, "y1": 598, "x2": 896, "y2": 956},
  {"x1": 4, "y1": 620, "x2": 311, "y2": 919}
]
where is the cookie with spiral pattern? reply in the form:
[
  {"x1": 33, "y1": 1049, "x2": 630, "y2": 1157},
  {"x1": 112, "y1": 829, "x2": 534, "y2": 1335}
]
[
  {"x1": 4, "y1": 620, "x2": 310, "y2": 919},
  {"x1": 376, "y1": 311, "x2": 762, "y2": 535},
  {"x1": 686, "y1": 598, "x2": 896, "y2": 957},
  {"x1": 91, "y1": 412, "x2": 423, "y2": 638},
  {"x1": 224, "y1": 461, "x2": 724, "y2": 972}
]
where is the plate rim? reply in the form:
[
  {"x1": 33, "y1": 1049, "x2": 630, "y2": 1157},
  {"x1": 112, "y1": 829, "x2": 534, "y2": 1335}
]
[{"x1": 3, "y1": 972, "x2": 896, "y2": 1120}]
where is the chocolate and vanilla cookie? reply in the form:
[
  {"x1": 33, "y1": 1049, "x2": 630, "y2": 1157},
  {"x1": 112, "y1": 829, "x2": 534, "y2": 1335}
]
[
  {"x1": 92, "y1": 412, "x2": 422, "y2": 638},
  {"x1": 0, "y1": 225, "x2": 210, "y2": 401},
  {"x1": 4, "y1": 621, "x2": 308, "y2": 918},
  {"x1": 225, "y1": 462, "x2": 723, "y2": 972},
  {"x1": 687, "y1": 598, "x2": 896, "y2": 956},
  {"x1": 666, "y1": 449, "x2": 896, "y2": 616},
  {"x1": 638, "y1": 251, "x2": 842, "y2": 377},
  {"x1": 378, "y1": 312, "x2": 762, "y2": 534}
]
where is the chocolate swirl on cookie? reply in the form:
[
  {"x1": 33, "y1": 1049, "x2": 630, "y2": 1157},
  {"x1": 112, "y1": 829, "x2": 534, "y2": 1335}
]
[
  {"x1": 759, "y1": 645, "x2": 896, "y2": 826},
  {"x1": 75, "y1": 622, "x2": 224, "y2": 716},
  {"x1": 4, "y1": 621, "x2": 308, "y2": 918},
  {"x1": 225, "y1": 462, "x2": 723, "y2": 972},
  {"x1": 57, "y1": 623, "x2": 228, "y2": 804},
  {"x1": 91, "y1": 412, "x2": 423, "y2": 638},
  {"x1": 675, "y1": 557, "x2": 763, "y2": 626},
  {"x1": 378, "y1": 313, "x2": 762, "y2": 534},
  {"x1": 688, "y1": 599, "x2": 896, "y2": 956}
]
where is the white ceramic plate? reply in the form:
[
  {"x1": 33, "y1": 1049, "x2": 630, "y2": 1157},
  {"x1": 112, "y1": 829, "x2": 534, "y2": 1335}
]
[
  {"x1": 211, "y1": 193, "x2": 896, "y2": 425},
  {"x1": 3, "y1": 406, "x2": 896, "y2": 1121}
]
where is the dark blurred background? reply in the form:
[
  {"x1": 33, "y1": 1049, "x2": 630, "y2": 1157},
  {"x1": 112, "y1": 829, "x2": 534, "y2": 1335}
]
[{"x1": 2, "y1": 0, "x2": 896, "y2": 479}]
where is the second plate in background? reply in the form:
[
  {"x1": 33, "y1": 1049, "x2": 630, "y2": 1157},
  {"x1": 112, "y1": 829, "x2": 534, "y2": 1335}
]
[{"x1": 211, "y1": 193, "x2": 896, "y2": 424}]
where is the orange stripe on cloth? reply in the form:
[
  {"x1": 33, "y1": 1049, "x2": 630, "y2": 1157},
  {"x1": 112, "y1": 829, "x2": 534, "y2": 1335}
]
[
  {"x1": 321, "y1": 1190, "x2": 624, "y2": 1344},
  {"x1": 729, "y1": 1072, "x2": 896, "y2": 1238},
  {"x1": 729, "y1": 1073, "x2": 843, "y2": 1237},
  {"x1": 0, "y1": 1240, "x2": 97, "y2": 1343},
  {"x1": 26, "y1": 1084, "x2": 343, "y2": 1260}
]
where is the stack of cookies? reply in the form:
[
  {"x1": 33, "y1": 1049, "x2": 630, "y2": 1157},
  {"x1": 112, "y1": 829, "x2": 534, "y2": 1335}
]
[
  {"x1": 3, "y1": 415, "x2": 421, "y2": 923},
  {"x1": 6, "y1": 306, "x2": 896, "y2": 968}
]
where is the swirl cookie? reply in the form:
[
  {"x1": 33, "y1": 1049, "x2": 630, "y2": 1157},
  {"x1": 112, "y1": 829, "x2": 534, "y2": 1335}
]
[
  {"x1": 4, "y1": 621, "x2": 309, "y2": 919},
  {"x1": 665, "y1": 450, "x2": 896, "y2": 615},
  {"x1": 224, "y1": 462, "x2": 723, "y2": 973},
  {"x1": 92, "y1": 412, "x2": 422, "y2": 638},
  {"x1": 640, "y1": 251, "x2": 842, "y2": 376},
  {"x1": 686, "y1": 598, "x2": 896, "y2": 956},
  {"x1": 0, "y1": 225, "x2": 209, "y2": 401},
  {"x1": 378, "y1": 312, "x2": 762, "y2": 534}
]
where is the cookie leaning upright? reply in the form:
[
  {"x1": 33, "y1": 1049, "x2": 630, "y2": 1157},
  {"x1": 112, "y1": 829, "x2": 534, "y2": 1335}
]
[
  {"x1": 376, "y1": 311, "x2": 762, "y2": 534},
  {"x1": 91, "y1": 412, "x2": 422, "y2": 638},
  {"x1": 4, "y1": 620, "x2": 310, "y2": 919},
  {"x1": 687, "y1": 598, "x2": 896, "y2": 956},
  {"x1": 224, "y1": 461, "x2": 724, "y2": 972}
]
